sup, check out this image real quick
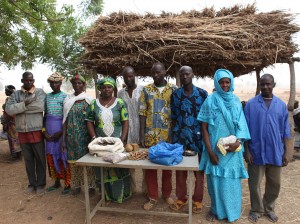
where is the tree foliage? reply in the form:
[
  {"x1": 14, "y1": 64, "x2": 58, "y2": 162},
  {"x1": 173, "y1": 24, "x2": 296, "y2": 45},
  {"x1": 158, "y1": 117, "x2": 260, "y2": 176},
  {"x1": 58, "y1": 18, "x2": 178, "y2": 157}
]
[{"x1": 0, "y1": 0, "x2": 103, "y2": 76}]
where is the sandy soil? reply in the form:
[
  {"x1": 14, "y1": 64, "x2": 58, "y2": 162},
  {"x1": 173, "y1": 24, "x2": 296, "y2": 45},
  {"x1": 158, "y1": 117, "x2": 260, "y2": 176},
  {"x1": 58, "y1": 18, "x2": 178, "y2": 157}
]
[{"x1": 0, "y1": 89, "x2": 300, "y2": 224}]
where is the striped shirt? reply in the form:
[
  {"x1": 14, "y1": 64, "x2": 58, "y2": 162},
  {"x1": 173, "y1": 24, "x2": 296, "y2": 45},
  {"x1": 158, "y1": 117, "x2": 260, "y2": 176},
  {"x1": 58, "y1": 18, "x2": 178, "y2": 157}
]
[{"x1": 45, "y1": 91, "x2": 67, "y2": 116}]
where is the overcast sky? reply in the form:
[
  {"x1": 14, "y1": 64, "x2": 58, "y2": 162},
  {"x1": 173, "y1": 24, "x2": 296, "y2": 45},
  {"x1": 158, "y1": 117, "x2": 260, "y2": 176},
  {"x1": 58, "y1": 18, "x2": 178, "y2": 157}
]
[{"x1": 1, "y1": 0, "x2": 299, "y2": 92}]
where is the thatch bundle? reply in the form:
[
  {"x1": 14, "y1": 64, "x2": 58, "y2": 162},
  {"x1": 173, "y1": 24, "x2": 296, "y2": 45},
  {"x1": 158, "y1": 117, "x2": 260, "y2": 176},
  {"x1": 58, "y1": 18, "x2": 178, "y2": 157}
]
[{"x1": 79, "y1": 4, "x2": 300, "y2": 78}]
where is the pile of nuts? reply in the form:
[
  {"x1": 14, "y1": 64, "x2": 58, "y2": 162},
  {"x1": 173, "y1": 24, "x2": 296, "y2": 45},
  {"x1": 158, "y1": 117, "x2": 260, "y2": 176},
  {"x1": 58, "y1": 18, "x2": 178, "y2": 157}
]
[
  {"x1": 127, "y1": 150, "x2": 148, "y2": 160},
  {"x1": 125, "y1": 144, "x2": 148, "y2": 160}
]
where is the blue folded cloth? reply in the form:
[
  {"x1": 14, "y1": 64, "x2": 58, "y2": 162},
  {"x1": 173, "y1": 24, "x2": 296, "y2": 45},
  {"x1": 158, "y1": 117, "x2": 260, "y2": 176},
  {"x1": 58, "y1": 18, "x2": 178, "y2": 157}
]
[{"x1": 149, "y1": 142, "x2": 184, "y2": 166}]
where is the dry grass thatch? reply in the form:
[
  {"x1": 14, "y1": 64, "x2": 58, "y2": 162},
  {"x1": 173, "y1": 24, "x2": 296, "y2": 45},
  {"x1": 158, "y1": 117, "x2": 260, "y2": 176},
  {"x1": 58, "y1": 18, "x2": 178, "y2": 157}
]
[{"x1": 79, "y1": 4, "x2": 300, "y2": 78}]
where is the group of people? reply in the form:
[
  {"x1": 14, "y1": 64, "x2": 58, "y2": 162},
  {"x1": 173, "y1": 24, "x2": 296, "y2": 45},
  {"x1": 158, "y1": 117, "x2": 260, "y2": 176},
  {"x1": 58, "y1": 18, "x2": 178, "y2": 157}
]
[
  {"x1": 138, "y1": 63, "x2": 290, "y2": 224},
  {"x1": 3, "y1": 62, "x2": 291, "y2": 223}
]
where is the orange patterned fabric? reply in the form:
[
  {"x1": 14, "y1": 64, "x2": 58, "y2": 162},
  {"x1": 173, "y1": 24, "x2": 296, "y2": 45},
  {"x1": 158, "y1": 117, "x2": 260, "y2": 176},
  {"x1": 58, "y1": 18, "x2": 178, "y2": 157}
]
[{"x1": 47, "y1": 154, "x2": 71, "y2": 187}]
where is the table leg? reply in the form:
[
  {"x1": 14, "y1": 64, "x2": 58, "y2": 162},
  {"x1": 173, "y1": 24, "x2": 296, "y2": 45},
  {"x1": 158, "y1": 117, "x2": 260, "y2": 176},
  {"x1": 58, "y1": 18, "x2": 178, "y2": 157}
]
[
  {"x1": 101, "y1": 167, "x2": 105, "y2": 206},
  {"x1": 83, "y1": 166, "x2": 91, "y2": 224},
  {"x1": 188, "y1": 170, "x2": 193, "y2": 224}
]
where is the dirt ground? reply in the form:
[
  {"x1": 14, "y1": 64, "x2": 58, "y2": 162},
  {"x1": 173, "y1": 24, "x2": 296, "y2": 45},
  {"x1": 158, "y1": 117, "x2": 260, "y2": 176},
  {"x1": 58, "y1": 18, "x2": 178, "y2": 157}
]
[{"x1": 0, "y1": 89, "x2": 300, "y2": 224}]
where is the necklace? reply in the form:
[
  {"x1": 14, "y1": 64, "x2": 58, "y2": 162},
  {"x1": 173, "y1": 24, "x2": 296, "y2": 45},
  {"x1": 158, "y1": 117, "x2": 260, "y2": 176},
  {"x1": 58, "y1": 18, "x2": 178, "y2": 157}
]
[
  {"x1": 263, "y1": 97, "x2": 273, "y2": 100},
  {"x1": 102, "y1": 97, "x2": 114, "y2": 108}
]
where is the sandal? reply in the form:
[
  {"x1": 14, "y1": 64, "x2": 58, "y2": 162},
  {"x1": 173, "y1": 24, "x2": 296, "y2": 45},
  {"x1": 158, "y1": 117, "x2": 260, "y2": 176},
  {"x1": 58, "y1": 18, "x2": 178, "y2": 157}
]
[
  {"x1": 265, "y1": 212, "x2": 278, "y2": 223},
  {"x1": 143, "y1": 199, "x2": 157, "y2": 211},
  {"x1": 169, "y1": 200, "x2": 187, "y2": 211},
  {"x1": 46, "y1": 186, "x2": 59, "y2": 192},
  {"x1": 248, "y1": 211, "x2": 261, "y2": 223},
  {"x1": 46, "y1": 181, "x2": 61, "y2": 193},
  {"x1": 206, "y1": 211, "x2": 217, "y2": 222},
  {"x1": 61, "y1": 186, "x2": 71, "y2": 195},
  {"x1": 192, "y1": 201, "x2": 202, "y2": 214},
  {"x1": 163, "y1": 197, "x2": 174, "y2": 205}
]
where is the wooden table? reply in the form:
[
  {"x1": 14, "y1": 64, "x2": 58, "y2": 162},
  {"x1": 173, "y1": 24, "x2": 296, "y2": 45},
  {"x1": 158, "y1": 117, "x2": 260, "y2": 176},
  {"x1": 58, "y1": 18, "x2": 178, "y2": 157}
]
[{"x1": 76, "y1": 153, "x2": 199, "y2": 224}]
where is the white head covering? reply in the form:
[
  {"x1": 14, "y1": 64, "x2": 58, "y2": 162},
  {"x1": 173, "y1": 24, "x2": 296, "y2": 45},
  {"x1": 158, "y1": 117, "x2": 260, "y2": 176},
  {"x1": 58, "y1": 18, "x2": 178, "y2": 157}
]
[{"x1": 62, "y1": 92, "x2": 93, "y2": 124}]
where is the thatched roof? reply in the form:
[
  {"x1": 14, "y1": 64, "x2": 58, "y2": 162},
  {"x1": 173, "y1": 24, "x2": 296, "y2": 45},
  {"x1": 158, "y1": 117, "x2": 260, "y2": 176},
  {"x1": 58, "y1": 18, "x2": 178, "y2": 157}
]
[{"x1": 79, "y1": 4, "x2": 300, "y2": 78}]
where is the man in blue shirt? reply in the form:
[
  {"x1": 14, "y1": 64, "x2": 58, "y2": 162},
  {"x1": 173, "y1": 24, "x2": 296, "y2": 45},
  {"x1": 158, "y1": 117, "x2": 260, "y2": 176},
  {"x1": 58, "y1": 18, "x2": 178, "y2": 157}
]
[
  {"x1": 169, "y1": 66, "x2": 207, "y2": 213},
  {"x1": 244, "y1": 74, "x2": 290, "y2": 223}
]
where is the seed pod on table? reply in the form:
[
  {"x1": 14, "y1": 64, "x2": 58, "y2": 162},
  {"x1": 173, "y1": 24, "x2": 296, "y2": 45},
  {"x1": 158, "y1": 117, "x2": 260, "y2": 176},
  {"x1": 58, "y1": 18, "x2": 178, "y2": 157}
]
[
  {"x1": 131, "y1": 143, "x2": 139, "y2": 151},
  {"x1": 125, "y1": 144, "x2": 133, "y2": 152}
]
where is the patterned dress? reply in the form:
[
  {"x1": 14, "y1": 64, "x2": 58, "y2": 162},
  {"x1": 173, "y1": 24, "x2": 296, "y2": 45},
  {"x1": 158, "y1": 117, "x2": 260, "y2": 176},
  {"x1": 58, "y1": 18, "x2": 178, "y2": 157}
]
[
  {"x1": 45, "y1": 91, "x2": 70, "y2": 187},
  {"x1": 85, "y1": 98, "x2": 130, "y2": 203},
  {"x1": 85, "y1": 98, "x2": 128, "y2": 138},
  {"x1": 197, "y1": 71, "x2": 250, "y2": 222},
  {"x1": 66, "y1": 100, "x2": 95, "y2": 188}
]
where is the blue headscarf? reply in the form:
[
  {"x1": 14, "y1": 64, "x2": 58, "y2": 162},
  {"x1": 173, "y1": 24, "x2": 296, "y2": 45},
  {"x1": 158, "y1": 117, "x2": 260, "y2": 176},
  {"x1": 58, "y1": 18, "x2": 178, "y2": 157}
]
[
  {"x1": 213, "y1": 69, "x2": 236, "y2": 107},
  {"x1": 198, "y1": 69, "x2": 246, "y2": 136},
  {"x1": 214, "y1": 69, "x2": 234, "y2": 92},
  {"x1": 212, "y1": 69, "x2": 238, "y2": 134}
]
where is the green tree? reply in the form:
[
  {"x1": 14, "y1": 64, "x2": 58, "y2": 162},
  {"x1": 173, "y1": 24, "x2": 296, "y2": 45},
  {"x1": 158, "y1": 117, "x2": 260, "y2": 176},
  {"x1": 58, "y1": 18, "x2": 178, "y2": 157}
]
[{"x1": 0, "y1": 0, "x2": 103, "y2": 76}]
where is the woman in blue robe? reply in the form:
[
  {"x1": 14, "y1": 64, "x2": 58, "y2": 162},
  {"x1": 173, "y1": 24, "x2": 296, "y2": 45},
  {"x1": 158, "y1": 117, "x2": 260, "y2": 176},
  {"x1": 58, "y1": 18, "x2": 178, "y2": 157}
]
[{"x1": 197, "y1": 69, "x2": 250, "y2": 222}]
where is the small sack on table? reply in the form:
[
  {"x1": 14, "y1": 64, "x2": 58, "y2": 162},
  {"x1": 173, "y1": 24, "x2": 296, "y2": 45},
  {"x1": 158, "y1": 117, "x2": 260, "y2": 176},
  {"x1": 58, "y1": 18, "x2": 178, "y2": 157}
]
[
  {"x1": 88, "y1": 137, "x2": 124, "y2": 157},
  {"x1": 102, "y1": 152, "x2": 128, "y2": 164}
]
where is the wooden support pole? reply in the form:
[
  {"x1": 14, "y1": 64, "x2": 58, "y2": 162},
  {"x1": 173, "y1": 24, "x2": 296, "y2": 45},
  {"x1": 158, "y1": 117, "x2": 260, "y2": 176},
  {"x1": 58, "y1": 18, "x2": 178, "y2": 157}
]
[
  {"x1": 175, "y1": 72, "x2": 181, "y2": 87},
  {"x1": 286, "y1": 61, "x2": 296, "y2": 161},
  {"x1": 287, "y1": 61, "x2": 296, "y2": 110},
  {"x1": 92, "y1": 70, "x2": 99, "y2": 99},
  {"x1": 255, "y1": 68, "x2": 261, "y2": 96}
]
